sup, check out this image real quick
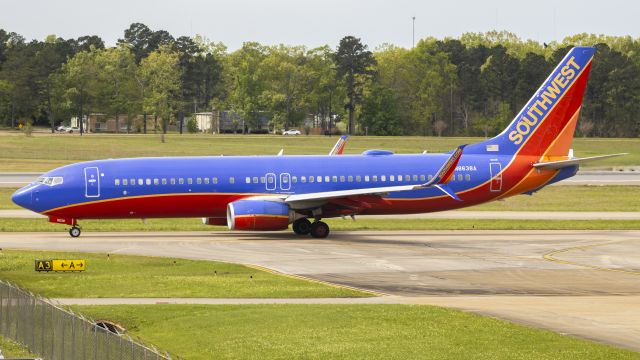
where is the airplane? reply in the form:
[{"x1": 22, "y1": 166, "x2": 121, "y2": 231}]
[{"x1": 11, "y1": 46, "x2": 625, "y2": 239}]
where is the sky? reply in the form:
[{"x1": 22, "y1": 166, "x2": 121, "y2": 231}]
[{"x1": 1, "y1": 0, "x2": 638, "y2": 50}]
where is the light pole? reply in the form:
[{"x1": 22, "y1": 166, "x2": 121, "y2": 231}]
[{"x1": 412, "y1": 16, "x2": 416, "y2": 48}]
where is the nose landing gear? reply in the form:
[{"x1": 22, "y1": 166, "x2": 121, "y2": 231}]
[{"x1": 69, "y1": 226, "x2": 81, "y2": 238}]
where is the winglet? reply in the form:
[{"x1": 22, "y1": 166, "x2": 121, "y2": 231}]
[
  {"x1": 414, "y1": 145, "x2": 466, "y2": 201},
  {"x1": 435, "y1": 184, "x2": 462, "y2": 201},
  {"x1": 425, "y1": 145, "x2": 466, "y2": 186},
  {"x1": 329, "y1": 136, "x2": 349, "y2": 156}
]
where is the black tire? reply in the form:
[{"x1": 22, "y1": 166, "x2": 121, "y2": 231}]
[
  {"x1": 69, "y1": 226, "x2": 81, "y2": 238},
  {"x1": 292, "y1": 218, "x2": 312, "y2": 235},
  {"x1": 309, "y1": 221, "x2": 330, "y2": 239}
]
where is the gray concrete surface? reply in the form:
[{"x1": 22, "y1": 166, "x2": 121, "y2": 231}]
[
  {"x1": 2, "y1": 209, "x2": 640, "y2": 220},
  {"x1": 1, "y1": 230, "x2": 639, "y2": 351},
  {"x1": 1, "y1": 170, "x2": 640, "y2": 187}
]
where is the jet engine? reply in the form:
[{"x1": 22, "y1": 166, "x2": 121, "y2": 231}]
[{"x1": 227, "y1": 200, "x2": 291, "y2": 231}]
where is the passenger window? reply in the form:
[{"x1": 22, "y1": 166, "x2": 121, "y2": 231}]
[
  {"x1": 253, "y1": 177, "x2": 259, "y2": 184},
  {"x1": 405, "y1": 175, "x2": 411, "y2": 181},
  {"x1": 465, "y1": 174, "x2": 471, "y2": 181},
  {"x1": 283, "y1": 176, "x2": 289, "y2": 184},
  {"x1": 179, "y1": 178, "x2": 184, "y2": 185},
  {"x1": 292, "y1": 176, "x2": 298, "y2": 183},
  {"x1": 123, "y1": 179, "x2": 128, "y2": 185},
  {"x1": 381, "y1": 175, "x2": 386, "y2": 182},
  {"x1": 138, "y1": 179, "x2": 144, "y2": 186},
  {"x1": 332, "y1": 176, "x2": 337, "y2": 183},
  {"x1": 162, "y1": 178, "x2": 167, "y2": 185},
  {"x1": 397, "y1": 176, "x2": 402, "y2": 182},
  {"x1": 458, "y1": 174, "x2": 463, "y2": 181},
  {"x1": 197, "y1": 178, "x2": 202, "y2": 184},
  {"x1": 301, "y1": 176, "x2": 307, "y2": 183},
  {"x1": 188, "y1": 178, "x2": 193, "y2": 185},
  {"x1": 114, "y1": 179, "x2": 120, "y2": 186},
  {"x1": 309, "y1": 176, "x2": 315, "y2": 183},
  {"x1": 213, "y1": 177, "x2": 218, "y2": 184},
  {"x1": 130, "y1": 178, "x2": 135, "y2": 186},
  {"x1": 364, "y1": 175, "x2": 370, "y2": 182},
  {"x1": 413, "y1": 175, "x2": 418, "y2": 181},
  {"x1": 146, "y1": 178, "x2": 151, "y2": 185},
  {"x1": 356, "y1": 176, "x2": 361, "y2": 182},
  {"x1": 204, "y1": 178, "x2": 209, "y2": 185},
  {"x1": 171, "y1": 178, "x2": 176, "y2": 185},
  {"x1": 420, "y1": 175, "x2": 426, "y2": 181},
  {"x1": 153, "y1": 178, "x2": 159, "y2": 185},
  {"x1": 340, "y1": 175, "x2": 345, "y2": 182},
  {"x1": 245, "y1": 177, "x2": 251, "y2": 184},
  {"x1": 390, "y1": 175, "x2": 395, "y2": 182},
  {"x1": 325, "y1": 176, "x2": 330, "y2": 183},
  {"x1": 317, "y1": 176, "x2": 322, "y2": 183},
  {"x1": 260, "y1": 177, "x2": 266, "y2": 183},
  {"x1": 229, "y1": 177, "x2": 235, "y2": 184},
  {"x1": 373, "y1": 175, "x2": 378, "y2": 182},
  {"x1": 428, "y1": 175, "x2": 433, "y2": 180},
  {"x1": 348, "y1": 176, "x2": 353, "y2": 182},
  {"x1": 267, "y1": 176, "x2": 274, "y2": 184}
]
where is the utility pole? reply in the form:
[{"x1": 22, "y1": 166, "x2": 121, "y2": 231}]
[{"x1": 412, "y1": 16, "x2": 416, "y2": 48}]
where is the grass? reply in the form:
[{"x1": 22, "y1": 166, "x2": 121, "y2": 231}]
[
  {"x1": 73, "y1": 304, "x2": 640, "y2": 360},
  {"x1": 0, "y1": 335, "x2": 37, "y2": 358},
  {"x1": 1, "y1": 217, "x2": 640, "y2": 232},
  {"x1": 0, "y1": 133, "x2": 638, "y2": 171},
  {"x1": 2, "y1": 185, "x2": 640, "y2": 212},
  {"x1": 0, "y1": 250, "x2": 367, "y2": 298}
]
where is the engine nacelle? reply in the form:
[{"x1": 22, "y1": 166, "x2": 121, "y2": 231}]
[{"x1": 227, "y1": 200, "x2": 291, "y2": 231}]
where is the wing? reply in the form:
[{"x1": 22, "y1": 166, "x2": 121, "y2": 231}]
[
  {"x1": 533, "y1": 153, "x2": 626, "y2": 170},
  {"x1": 285, "y1": 145, "x2": 466, "y2": 207}
]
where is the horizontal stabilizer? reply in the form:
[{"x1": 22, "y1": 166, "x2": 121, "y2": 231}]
[{"x1": 533, "y1": 153, "x2": 627, "y2": 170}]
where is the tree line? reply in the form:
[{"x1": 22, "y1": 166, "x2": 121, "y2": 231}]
[{"x1": 0, "y1": 24, "x2": 638, "y2": 137}]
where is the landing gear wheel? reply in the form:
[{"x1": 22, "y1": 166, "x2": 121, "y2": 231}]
[
  {"x1": 69, "y1": 226, "x2": 81, "y2": 238},
  {"x1": 292, "y1": 218, "x2": 312, "y2": 235},
  {"x1": 309, "y1": 221, "x2": 330, "y2": 239}
]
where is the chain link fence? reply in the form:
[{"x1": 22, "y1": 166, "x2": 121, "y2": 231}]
[{"x1": 0, "y1": 281, "x2": 172, "y2": 360}]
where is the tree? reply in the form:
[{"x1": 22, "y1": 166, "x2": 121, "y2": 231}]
[
  {"x1": 259, "y1": 45, "x2": 315, "y2": 131},
  {"x1": 118, "y1": 23, "x2": 174, "y2": 63},
  {"x1": 359, "y1": 85, "x2": 401, "y2": 135},
  {"x1": 334, "y1": 36, "x2": 376, "y2": 134},
  {"x1": 139, "y1": 46, "x2": 182, "y2": 142},
  {"x1": 59, "y1": 48, "x2": 99, "y2": 134},
  {"x1": 95, "y1": 46, "x2": 138, "y2": 133},
  {"x1": 225, "y1": 42, "x2": 268, "y2": 132}
]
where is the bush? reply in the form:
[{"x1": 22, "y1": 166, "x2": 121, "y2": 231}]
[{"x1": 186, "y1": 117, "x2": 198, "y2": 133}]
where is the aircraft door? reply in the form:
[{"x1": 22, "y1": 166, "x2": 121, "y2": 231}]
[
  {"x1": 489, "y1": 162, "x2": 502, "y2": 192},
  {"x1": 280, "y1": 173, "x2": 291, "y2": 191},
  {"x1": 265, "y1": 173, "x2": 276, "y2": 191},
  {"x1": 84, "y1": 167, "x2": 101, "y2": 198}
]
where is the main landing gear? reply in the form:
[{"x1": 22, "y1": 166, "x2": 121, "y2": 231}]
[
  {"x1": 292, "y1": 218, "x2": 329, "y2": 238},
  {"x1": 69, "y1": 226, "x2": 81, "y2": 238}
]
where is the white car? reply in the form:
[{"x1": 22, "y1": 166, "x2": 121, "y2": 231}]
[
  {"x1": 282, "y1": 129, "x2": 301, "y2": 135},
  {"x1": 57, "y1": 126, "x2": 80, "y2": 133}
]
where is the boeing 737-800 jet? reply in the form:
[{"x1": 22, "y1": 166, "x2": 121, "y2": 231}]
[{"x1": 11, "y1": 47, "x2": 623, "y2": 238}]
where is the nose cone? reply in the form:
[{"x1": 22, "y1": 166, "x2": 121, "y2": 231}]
[{"x1": 11, "y1": 187, "x2": 32, "y2": 209}]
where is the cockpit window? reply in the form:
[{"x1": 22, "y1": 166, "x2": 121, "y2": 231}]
[{"x1": 36, "y1": 176, "x2": 64, "y2": 186}]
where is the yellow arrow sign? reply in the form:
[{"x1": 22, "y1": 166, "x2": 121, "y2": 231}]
[{"x1": 52, "y1": 259, "x2": 86, "y2": 272}]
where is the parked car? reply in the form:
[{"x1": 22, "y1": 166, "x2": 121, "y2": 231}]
[
  {"x1": 282, "y1": 129, "x2": 301, "y2": 135},
  {"x1": 57, "y1": 126, "x2": 80, "y2": 133}
]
